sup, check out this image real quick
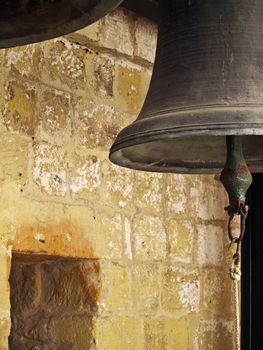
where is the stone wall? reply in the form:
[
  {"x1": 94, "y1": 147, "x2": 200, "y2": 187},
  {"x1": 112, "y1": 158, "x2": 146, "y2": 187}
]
[
  {"x1": 9, "y1": 254, "x2": 101, "y2": 349},
  {"x1": 0, "y1": 7, "x2": 236, "y2": 350}
]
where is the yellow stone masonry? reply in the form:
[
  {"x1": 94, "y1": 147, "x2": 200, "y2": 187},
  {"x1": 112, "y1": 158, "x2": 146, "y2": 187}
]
[{"x1": 0, "y1": 7, "x2": 235, "y2": 350}]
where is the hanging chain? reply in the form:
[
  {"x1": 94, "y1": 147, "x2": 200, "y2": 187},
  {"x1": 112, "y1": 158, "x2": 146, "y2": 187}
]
[
  {"x1": 227, "y1": 204, "x2": 249, "y2": 265},
  {"x1": 227, "y1": 204, "x2": 249, "y2": 350}
]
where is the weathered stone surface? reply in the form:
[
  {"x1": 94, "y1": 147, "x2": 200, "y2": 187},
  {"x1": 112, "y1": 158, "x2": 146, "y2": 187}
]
[
  {"x1": 144, "y1": 318, "x2": 189, "y2": 350},
  {"x1": 162, "y1": 266, "x2": 200, "y2": 313},
  {"x1": 134, "y1": 17, "x2": 157, "y2": 63},
  {"x1": 197, "y1": 224, "x2": 224, "y2": 266},
  {"x1": 42, "y1": 41, "x2": 86, "y2": 91},
  {"x1": 0, "y1": 314, "x2": 9, "y2": 350},
  {"x1": 99, "y1": 262, "x2": 130, "y2": 313},
  {"x1": 50, "y1": 315, "x2": 95, "y2": 350},
  {"x1": 37, "y1": 87, "x2": 72, "y2": 139},
  {"x1": 5, "y1": 43, "x2": 43, "y2": 79},
  {"x1": 165, "y1": 174, "x2": 191, "y2": 215},
  {"x1": 2, "y1": 80, "x2": 37, "y2": 136},
  {"x1": 100, "y1": 9, "x2": 134, "y2": 56},
  {"x1": 166, "y1": 218, "x2": 194, "y2": 263},
  {"x1": 133, "y1": 215, "x2": 167, "y2": 261},
  {"x1": 9, "y1": 255, "x2": 101, "y2": 350},
  {"x1": 69, "y1": 152, "x2": 102, "y2": 201},
  {"x1": 85, "y1": 53, "x2": 115, "y2": 98},
  {"x1": 102, "y1": 162, "x2": 134, "y2": 209},
  {"x1": 91, "y1": 211, "x2": 123, "y2": 260},
  {"x1": 9, "y1": 264, "x2": 41, "y2": 314},
  {"x1": 41, "y1": 260, "x2": 101, "y2": 313},
  {"x1": 202, "y1": 269, "x2": 233, "y2": 316},
  {"x1": 114, "y1": 62, "x2": 151, "y2": 113},
  {"x1": 190, "y1": 175, "x2": 228, "y2": 221},
  {"x1": 132, "y1": 263, "x2": 160, "y2": 314},
  {"x1": 94, "y1": 316, "x2": 143, "y2": 350},
  {"x1": 0, "y1": 246, "x2": 11, "y2": 350},
  {"x1": 192, "y1": 319, "x2": 234, "y2": 350},
  {"x1": 33, "y1": 143, "x2": 67, "y2": 196},
  {"x1": 72, "y1": 98, "x2": 122, "y2": 150},
  {"x1": 62, "y1": 206, "x2": 123, "y2": 260},
  {"x1": 133, "y1": 172, "x2": 163, "y2": 214},
  {"x1": 0, "y1": 130, "x2": 29, "y2": 188}
]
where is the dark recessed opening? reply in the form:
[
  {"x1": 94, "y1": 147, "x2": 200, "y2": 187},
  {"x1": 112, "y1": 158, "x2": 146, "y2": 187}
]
[{"x1": 9, "y1": 252, "x2": 101, "y2": 350}]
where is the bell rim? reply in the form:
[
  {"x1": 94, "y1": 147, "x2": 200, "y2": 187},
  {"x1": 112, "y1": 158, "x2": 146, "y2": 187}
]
[
  {"x1": 110, "y1": 132, "x2": 263, "y2": 174},
  {"x1": 111, "y1": 107, "x2": 263, "y2": 150},
  {"x1": 0, "y1": 0, "x2": 123, "y2": 48},
  {"x1": 110, "y1": 107, "x2": 263, "y2": 174}
]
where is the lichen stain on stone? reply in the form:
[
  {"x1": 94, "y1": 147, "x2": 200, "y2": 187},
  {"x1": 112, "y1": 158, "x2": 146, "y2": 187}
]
[
  {"x1": 3, "y1": 81, "x2": 36, "y2": 136},
  {"x1": 10, "y1": 219, "x2": 95, "y2": 259}
]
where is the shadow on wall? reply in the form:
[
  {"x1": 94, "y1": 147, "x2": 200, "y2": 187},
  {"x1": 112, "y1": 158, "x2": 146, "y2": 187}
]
[{"x1": 9, "y1": 253, "x2": 101, "y2": 350}]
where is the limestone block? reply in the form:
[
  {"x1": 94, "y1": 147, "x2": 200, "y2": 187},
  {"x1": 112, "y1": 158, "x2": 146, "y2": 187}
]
[
  {"x1": 41, "y1": 260, "x2": 101, "y2": 313},
  {"x1": 114, "y1": 62, "x2": 151, "y2": 114},
  {"x1": 102, "y1": 161, "x2": 134, "y2": 209},
  {"x1": 0, "y1": 246, "x2": 11, "y2": 311},
  {"x1": 133, "y1": 215, "x2": 167, "y2": 262},
  {"x1": 189, "y1": 175, "x2": 228, "y2": 220},
  {"x1": 132, "y1": 263, "x2": 160, "y2": 314},
  {"x1": 5, "y1": 43, "x2": 43, "y2": 79},
  {"x1": 32, "y1": 143, "x2": 67, "y2": 196},
  {"x1": 72, "y1": 98, "x2": 122, "y2": 150},
  {"x1": 192, "y1": 319, "x2": 233, "y2": 350},
  {"x1": 99, "y1": 262, "x2": 131, "y2": 313},
  {"x1": 202, "y1": 269, "x2": 233, "y2": 317},
  {"x1": 162, "y1": 266, "x2": 200, "y2": 313},
  {"x1": 42, "y1": 40, "x2": 86, "y2": 91},
  {"x1": 94, "y1": 316, "x2": 143, "y2": 350},
  {"x1": 0, "y1": 245, "x2": 11, "y2": 349},
  {"x1": 9, "y1": 202, "x2": 85, "y2": 257},
  {"x1": 0, "y1": 130, "x2": 29, "y2": 188},
  {"x1": 9, "y1": 310, "x2": 50, "y2": 350},
  {"x1": 100, "y1": 9, "x2": 134, "y2": 56},
  {"x1": 37, "y1": 87, "x2": 72, "y2": 139},
  {"x1": 166, "y1": 218, "x2": 194, "y2": 263},
  {"x1": 134, "y1": 17, "x2": 157, "y2": 63},
  {"x1": 85, "y1": 53, "x2": 115, "y2": 98},
  {"x1": 49, "y1": 315, "x2": 95, "y2": 350},
  {"x1": 123, "y1": 217, "x2": 132, "y2": 260},
  {"x1": 2, "y1": 79, "x2": 37, "y2": 136},
  {"x1": 9, "y1": 264, "x2": 41, "y2": 314},
  {"x1": 0, "y1": 314, "x2": 9, "y2": 350},
  {"x1": 63, "y1": 206, "x2": 123, "y2": 260},
  {"x1": 133, "y1": 172, "x2": 163, "y2": 214},
  {"x1": 197, "y1": 224, "x2": 224, "y2": 266},
  {"x1": 69, "y1": 152, "x2": 102, "y2": 201},
  {"x1": 144, "y1": 318, "x2": 189, "y2": 350},
  {"x1": 165, "y1": 174, "x2": 191, "y2": 215},
  {"x1": 91, "y1": 211, "x2": 123, "y2": 260}
]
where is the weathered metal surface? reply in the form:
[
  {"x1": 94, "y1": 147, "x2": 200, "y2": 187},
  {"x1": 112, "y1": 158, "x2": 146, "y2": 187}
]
[
  {"x1": 110, "y1": 0, "x2": 263, "y2": 174},
  {"x1": 220, "y1": 136, "x2": 252, "y2": 211},
  {"x1": 122, "y1": 0, "x2": 160, "y2": 22},
  {"x1": 0, "y1": 0, "x2": 123, "y2": 48}
]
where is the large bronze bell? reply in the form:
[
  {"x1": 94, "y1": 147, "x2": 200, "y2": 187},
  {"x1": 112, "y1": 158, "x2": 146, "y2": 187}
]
[
  {"x1": 0, "y1": 0, "x2": 122, "y2": 48},
  {"x1": 110, "y1": 0, "x2": 263, "y2": 174}
]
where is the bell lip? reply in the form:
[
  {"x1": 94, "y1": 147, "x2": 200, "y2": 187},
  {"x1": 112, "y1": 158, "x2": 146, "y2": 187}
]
[
  {"x1": 109, "y1": 110, "x2": 263, "y2": 174},
  {"x1": 0, "y1": 0, "x2": 123, "y2": 48}
]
